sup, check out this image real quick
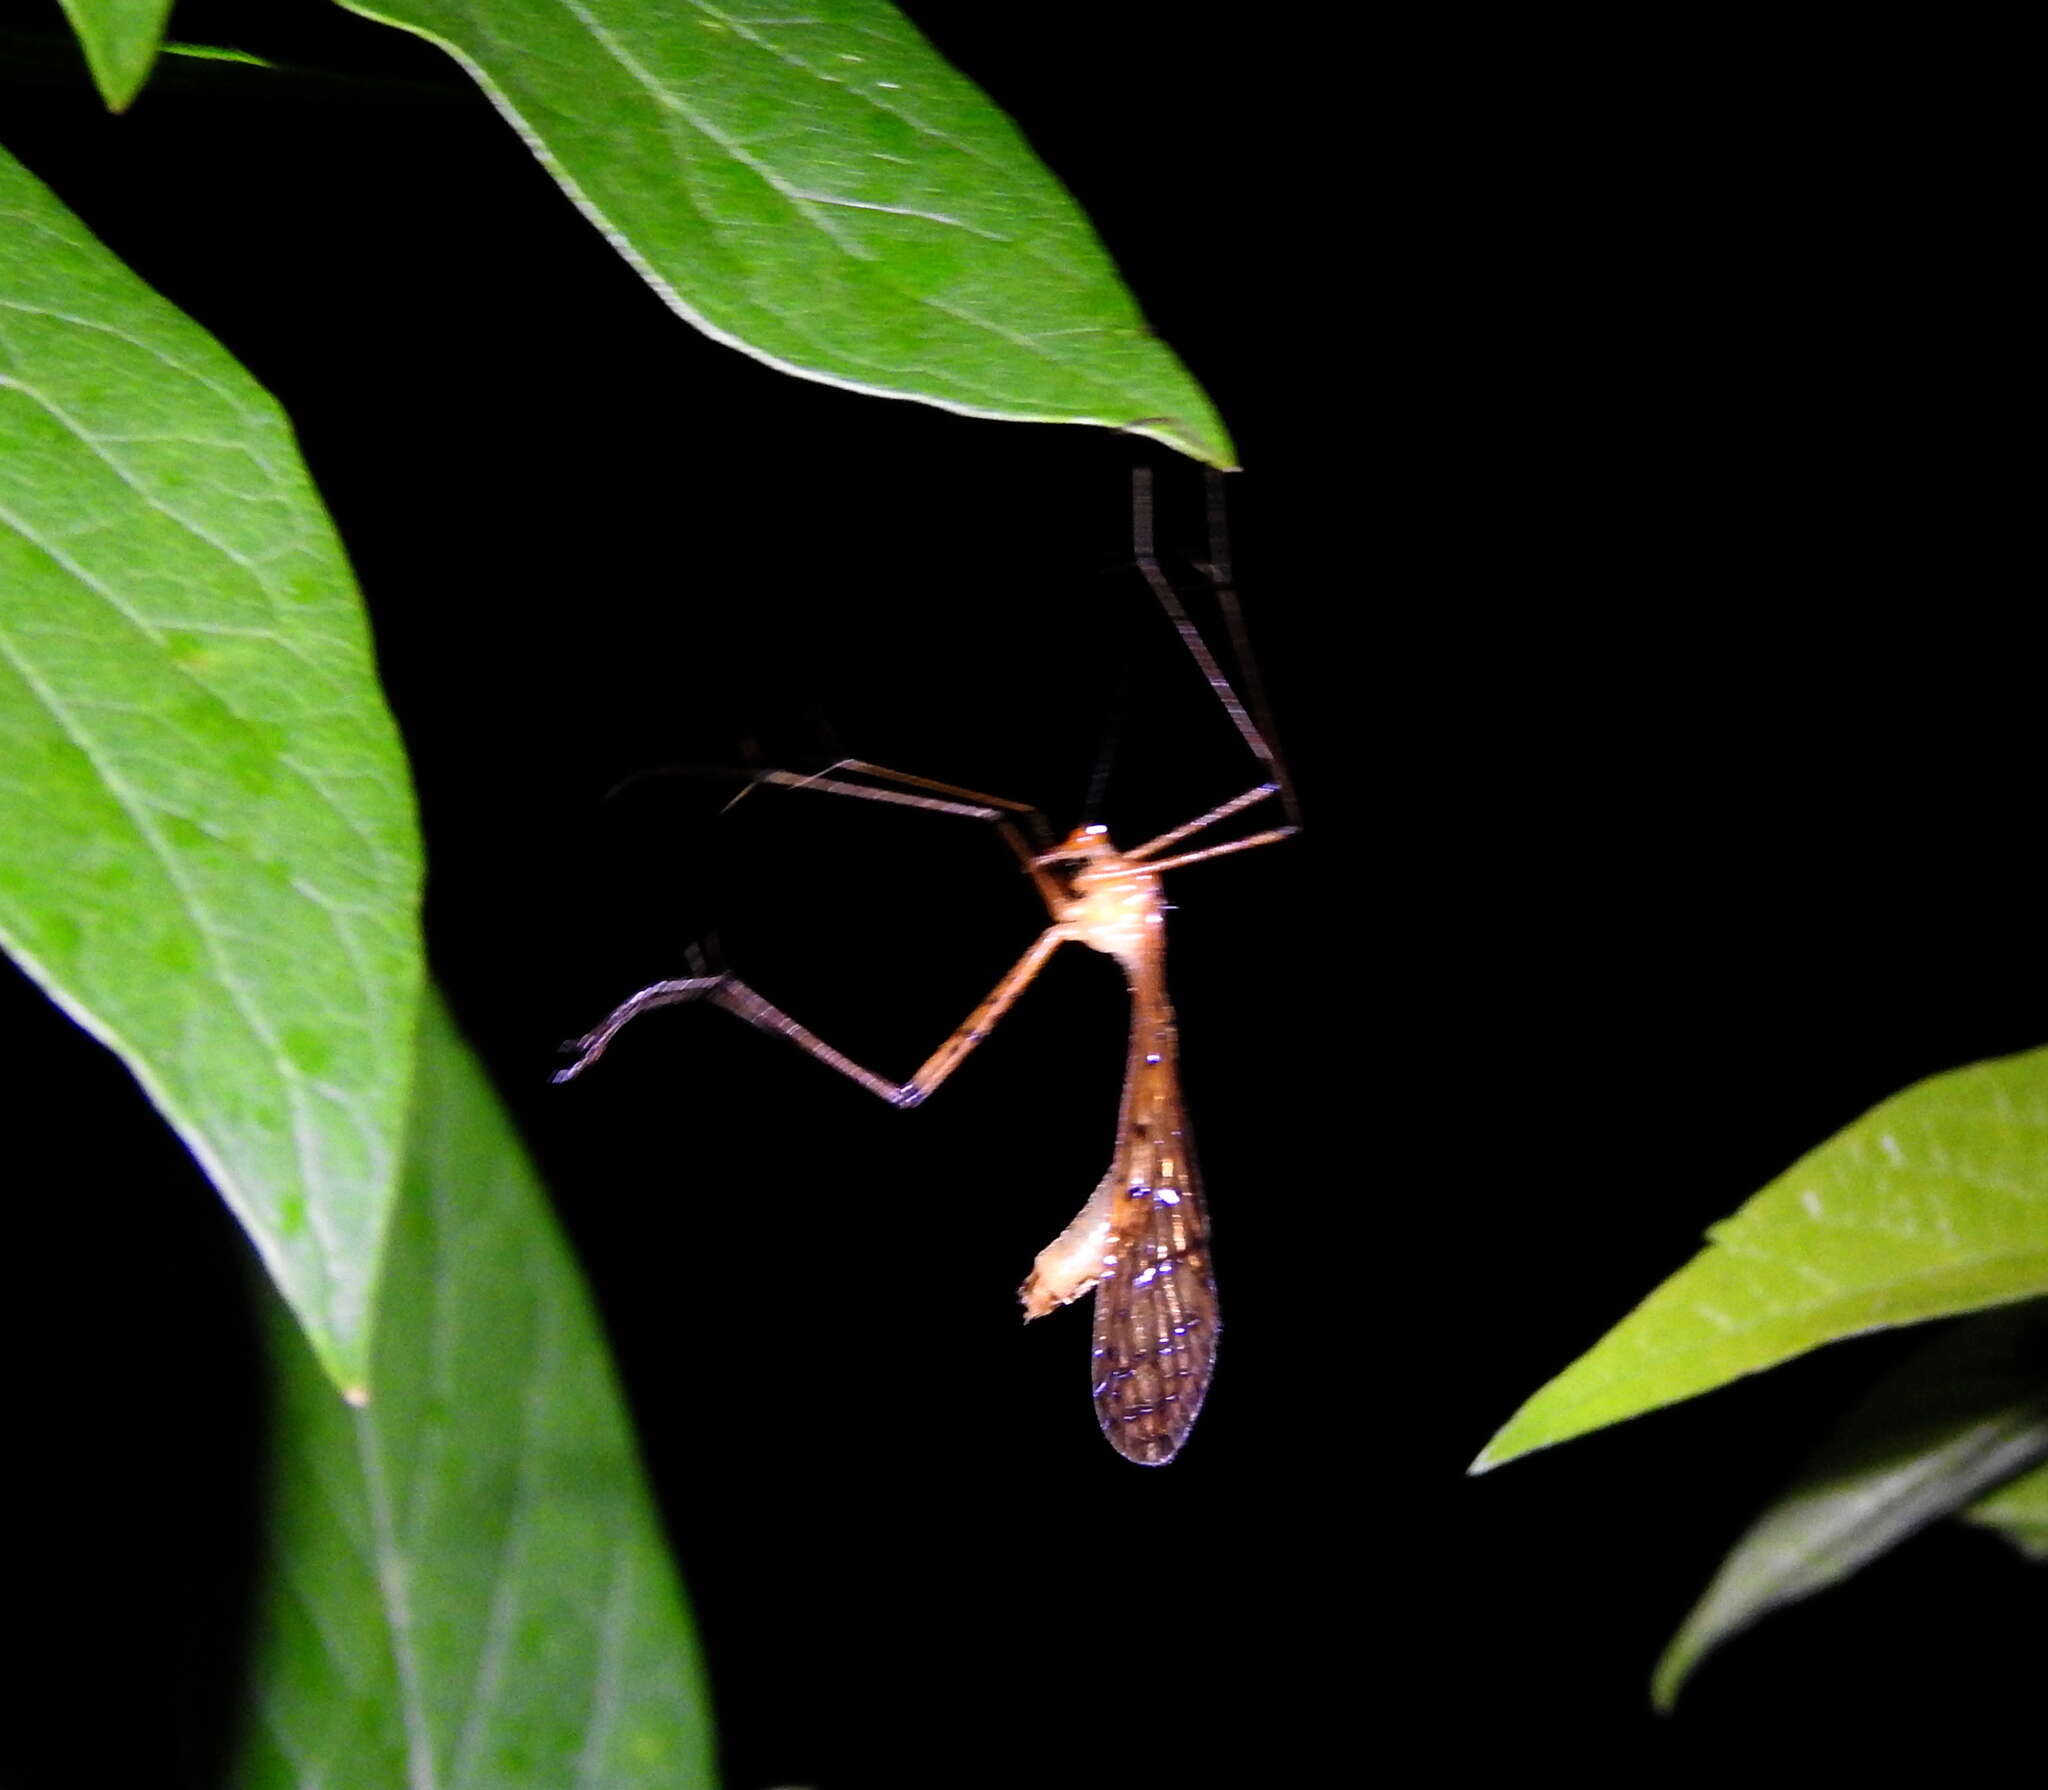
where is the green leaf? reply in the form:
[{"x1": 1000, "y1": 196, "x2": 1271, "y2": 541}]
[
  {"x1": 0, "y1": 146, "x2": 423, "y2": 1397},
  {"x1": 159, "y1": 42, "x2": 283, "y2": 70},
  {"x1": 1475, "y1": 1047, "x2": 2048, "y2": 1472},
  {"x1": 1651, "y1": 1302, "x2": 2048, "y2": 1710},
  {"x1": 234, "y1": 991, "x2": 717, "y2": 1788},
  {"x1": 55, "y1": 0, "x2": 174, "y2": 110},
  {"x1": 334, "y1": 0, "x2": 1234, "y2": 466},
  {"x1": 1961, "y1": 1456, "x2": 2048, "y2": 1561}
]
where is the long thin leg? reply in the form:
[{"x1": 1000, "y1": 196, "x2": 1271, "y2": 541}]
[
  {"x1": 1135, "y1": 828, "x2": 1296, "y2": 877},
  {"x1": 769, "y1": 759, "x2": 1051, "y2": 835},
  {"x1": 1121, "y1": 781, "x2": 1291, "y2": 864},
  {"x1": 742, "y1": 771, "x2": 1015, "y2": 826},
  {"x1": 554, "y1": 928, "x2": 1072, "y2": 1108},
  {"x1": 1200, "y1": 470, "x2": 1302, "y2": 828},
  {"x1": 1132, "y1": 469, "x2": 1303, "y2": 836},
  {"x1": 1134, "y1": 469, "x2": 1268, "y2": 767},
  {"x1": 739, "y1": 759, "x2": 1065, "y2": 915},
  {"x1": 900, "y1": 926, "x2": 1070, "y2": 1104},
  {"x1": 552, "y1": 977, "x2": 727, "y2": 1085}
]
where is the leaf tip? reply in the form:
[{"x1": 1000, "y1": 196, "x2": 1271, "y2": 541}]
[
  {"x1": 1120, "y1": 414, "x2": 1237, "y2": 471},
  {"x1": 1649, "y1": 1644, "x2": 1692, "y2": 1714},
  {"x1": 1468, "y1": 1411, "x2": 1543, "y2": 1475}
]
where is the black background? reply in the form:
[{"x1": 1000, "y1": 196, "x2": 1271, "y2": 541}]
[{"x1": 1, "y1": 6, "x2": 2036, "y2": 1786}]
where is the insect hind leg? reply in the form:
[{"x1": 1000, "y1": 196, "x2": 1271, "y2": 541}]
[{"x1": 554, "y1": 966, "x2": 909, "y2": 1104}]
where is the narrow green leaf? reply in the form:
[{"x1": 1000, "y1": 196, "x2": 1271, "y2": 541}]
[
  {"x1": 234, "y1": 991, "x2": 717, "y2": 1789},
  {"x1": 1475, "y1": 1047, "x2": 2048, "y2": 1471},
  {"x1": 1960, "y1": 1457, "x2": 2048, "y2": 1561},
  {"x1": 0, "y1": 147, "x2": 423, "y2": 1397},
  {"x1": 55, "y1": 0, "x2": 174, "y2": 110},
  {"x1": 159, "y1": 43, "x2": 284, "y2": 70},
  {"x1": 1652, "y1": 1302, "x2": 2048, "y2": 1710},
  {"x1": 333, "y1": 0, "x2": 1234, "y2": 466}
]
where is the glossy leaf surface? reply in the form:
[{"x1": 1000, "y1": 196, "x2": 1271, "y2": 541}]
[
  {"x1": 55, "y1": 0, "x2": 173, "y2": 109},
  {"x1": 0, "y1": 145, "x2": 423, "y2": 1396},
  {"x1": 336, "y1": 0, "x2": 1234, "y2": 464},
  {"x1": 1478, "y1": 1048, "x2": 2048, "y2": 1471},
  {"x1": 235, "y1": 993, "x2": 716, "y2": 1788},
  {"x1": 1962, "y1": 1457, "x2": 2048, "y2": 1561},
  {"x1": 1652, "y1": 1302, "x2": 2048, "y2": 1708}
]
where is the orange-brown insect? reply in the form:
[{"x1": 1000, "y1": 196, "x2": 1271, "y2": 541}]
[{"x1": 556, "y1": 473, "x2": 1296, "y2": 1463}]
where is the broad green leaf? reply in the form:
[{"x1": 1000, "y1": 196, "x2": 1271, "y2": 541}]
[
  {"x1": 1475, "y1": 1047, "x2": 2048, "y2": 1471},
  {"x1": 1961, "y1": 1458, "x2": 2048, "y2": 1561},
  {"x1": 235, "y1": 991, "x2": 716, "y2": 1788},
  {"x1": 1652, "y1": 1302, "x2": 2048, "y2": 1710},
  {"x1": 56, "y1": 0, "x2": 174, "y2": 110},
  {"x1": 334, "y1": 0, "x2": 1234, "y2": 466},
  {"x1": 0, "y1": 146, "x2": 423, "y2": 1397}
]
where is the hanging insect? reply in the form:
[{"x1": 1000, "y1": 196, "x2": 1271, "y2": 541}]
[{"x1": 556, "y1": 471, "x2": 1297, "y2": 1464}]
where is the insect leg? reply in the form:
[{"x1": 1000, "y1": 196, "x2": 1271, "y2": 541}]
[
  {"x1": 555, "y1": 927, "x2": 1072, "y2": 1108},
  {"x1": 898, "y1": 926, "x2": 1071, "y2": 1106},
  {"x1": 554, "y1": 970, "x2": 907, "y2": 1102},
  {"x1": 1130, "y1": 827, "x2": 1298, "y2": 877},
  {"x1": 739, "y1": 760, "x2": 1064, "y2": 916},
  {"x1": 552, "y1": 977, "x2": 724, "y2": 1084},
  {"x1": 1121, "y1": 781, "x2": 1294, "y2": 864}
]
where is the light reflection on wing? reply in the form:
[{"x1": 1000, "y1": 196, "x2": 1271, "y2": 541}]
[{"x1": 1090, "y1": 1051, "x2": 1219, "y2": 1466}]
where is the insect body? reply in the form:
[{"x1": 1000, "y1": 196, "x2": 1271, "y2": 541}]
[
  {"x1": 1020, "y1": 824, "x2": 1211, "y2": 1460},
  {"x1": 556, "y1": 474, "x2": 1295, "y2": 1464}
]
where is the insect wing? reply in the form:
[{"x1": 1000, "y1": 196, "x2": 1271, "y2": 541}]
[{"x1": 1091, "y1": 1077, "x2": 1219, "y2": 1465}]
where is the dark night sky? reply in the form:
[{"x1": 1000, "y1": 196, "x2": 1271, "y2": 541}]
[{"x1": 1, "y1": 7, "x2": 2036, "y2": 1786}]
